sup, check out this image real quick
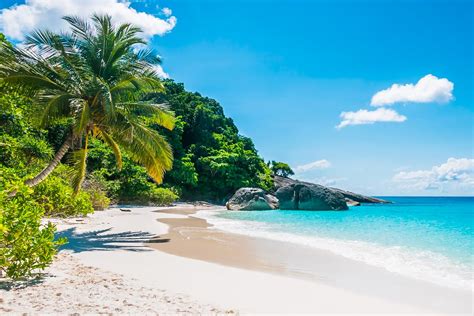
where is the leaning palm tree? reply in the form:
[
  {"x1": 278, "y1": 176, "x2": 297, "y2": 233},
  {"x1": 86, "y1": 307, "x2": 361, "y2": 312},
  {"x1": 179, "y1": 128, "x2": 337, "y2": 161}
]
[{"x1": 0, "y1": 14, "x2": 175, "y2": 193}]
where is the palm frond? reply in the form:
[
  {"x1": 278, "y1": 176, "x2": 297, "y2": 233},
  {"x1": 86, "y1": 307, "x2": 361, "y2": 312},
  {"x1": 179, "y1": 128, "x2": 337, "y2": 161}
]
[
  {"x1": 111, "y1": 75, "x2": 163, "y2": 95},
  {"x1": 95, "y1": 78, "x2": 115, "y2": 120},
  {"x1": 74, "y1": 100, "x2": 90, "y2": 134},
  {"x1": 99, "y1": 129, "x2": 123, "y2": 170},
  {"x1": 113, "y1": 121, "x2": 173, "y2": 183},
  {"x1": 1, "y1": 14, "x2": 176, "y2": 189},
  {"x1": 117, "y1": 102, "x2": 175, "y2": 130},
  {"x1": 2, "y1": 74, "x2": 66, "y2": 92},
  {"x1": 40, "y1": 93, "x2": 74, "y2": 127},
  {"x1": 63, "y1": 16, "x2": 93, "y2": 41},
  {"x1": 135, "y1": 48, "x2": 162, "y2": 65}
]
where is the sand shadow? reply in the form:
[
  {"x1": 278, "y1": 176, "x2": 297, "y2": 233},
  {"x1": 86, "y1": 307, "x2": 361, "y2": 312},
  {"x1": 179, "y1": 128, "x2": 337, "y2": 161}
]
[
  {"x1": 0, "y1": 229, "x2": 170, "y2": 290},
  {"x1": 57, "y1": 227, "x2": 170, "y2": 253},
  {"x1": 0, "y1": 275, "x2": 48, "y2": 291}
]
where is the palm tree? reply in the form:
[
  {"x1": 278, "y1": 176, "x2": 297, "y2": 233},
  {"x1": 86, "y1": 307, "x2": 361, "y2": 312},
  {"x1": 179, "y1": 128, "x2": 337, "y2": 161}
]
[{"x1": 0, "y1": 15, "x2": 175, "y2": 193}]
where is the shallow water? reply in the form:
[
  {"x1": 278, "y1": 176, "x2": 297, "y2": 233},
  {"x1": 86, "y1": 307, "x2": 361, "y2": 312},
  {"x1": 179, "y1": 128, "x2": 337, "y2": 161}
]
[{"x1": 198, "y1": 197, "x2": 474, "y2": 290}]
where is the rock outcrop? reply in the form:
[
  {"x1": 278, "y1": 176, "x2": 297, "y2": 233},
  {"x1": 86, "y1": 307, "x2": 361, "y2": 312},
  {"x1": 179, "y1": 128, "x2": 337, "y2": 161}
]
[
  {"x1": 226, "y1": 187, "x2": 279, "y2": 211},
  {"x1": 330, "y1": 187, "x2": 390, "y2": 204},
  {"x1": 275, "y1": 183, "x2": 348, "y2": 211},
  {"x1": 273, "y1": 176, "x2": 390, "y2": 204},
  {"x1": 226, "y1": 177, "x2": 390, "y2": 211}
]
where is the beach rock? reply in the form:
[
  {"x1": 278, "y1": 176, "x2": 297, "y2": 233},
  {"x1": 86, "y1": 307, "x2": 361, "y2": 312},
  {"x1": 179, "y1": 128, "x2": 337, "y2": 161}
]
[
  {"x1": 275, "y1": 183, "x2": 348, "y2": 211},
  {"x1": 273, "y1": 185, "x2": 297, "y2": 209},
  {"x1": 273, "y1": 175, "x2": 390, "y2": 204},
  {"x1": 226, "y1": 188, "x2": 279, "y2": 210},
  {"x1": 330, "y1": 187, "x2": 390, "y2": 204}
]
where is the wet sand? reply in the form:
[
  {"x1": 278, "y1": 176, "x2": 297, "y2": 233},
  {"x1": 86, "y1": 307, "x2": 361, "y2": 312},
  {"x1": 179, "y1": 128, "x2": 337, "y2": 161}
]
[{"x1": 151, "y1": 207, "x2": 472, "y2": 314}]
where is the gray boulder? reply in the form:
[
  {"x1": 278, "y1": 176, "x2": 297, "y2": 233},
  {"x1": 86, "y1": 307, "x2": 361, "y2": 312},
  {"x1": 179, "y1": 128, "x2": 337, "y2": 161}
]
[
  {"x1": 273, "y1": 175, "x2": 390, "y2": 204},
  {"x1": 330, "y1": 187, "x2": 390, "y2": 204},
  {"x1": 226, "y1": 188, "x2": 279, "y2": 211},
  {"x1": 276, "y1": 183, "x2": 348, "y2": 211}
]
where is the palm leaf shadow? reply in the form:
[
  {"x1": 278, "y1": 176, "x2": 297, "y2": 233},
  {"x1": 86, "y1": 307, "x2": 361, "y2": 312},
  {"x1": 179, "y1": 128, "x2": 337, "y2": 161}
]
[{"x1": 56, "y1": 227, "x2": 169, "y2": 253}]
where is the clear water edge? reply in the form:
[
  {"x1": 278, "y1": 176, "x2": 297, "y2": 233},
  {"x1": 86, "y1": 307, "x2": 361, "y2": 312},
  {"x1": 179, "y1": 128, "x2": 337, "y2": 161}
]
[{"x1": 196, "y1": 197, "x2": 473, "y2": 291}]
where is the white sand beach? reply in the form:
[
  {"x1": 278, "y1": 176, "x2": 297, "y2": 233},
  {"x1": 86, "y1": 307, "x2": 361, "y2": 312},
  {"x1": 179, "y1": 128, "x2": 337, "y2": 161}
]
[{"x1": 1, "y1": 205, "x2": 472, "y2": 315}]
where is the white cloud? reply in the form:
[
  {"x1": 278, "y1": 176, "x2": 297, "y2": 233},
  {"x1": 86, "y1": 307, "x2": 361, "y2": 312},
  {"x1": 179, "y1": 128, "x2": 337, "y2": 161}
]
[
  {"x1": 153, "y1": 64, "x2": 169, "y2": 79},
  {"x1": 393, "y1": 158, "x2": 474, "y2": 191},
  {"x1": 0, "y1": 0, "x2": 177, "y2": 41},
  {"x1": 336, "y1": 108, "x2": 406, "y2": 129},
  {"x1": 371, "y1": 74, "x2": 454, "y2": 106},
  {"x1": 294, "y1": 159, "x2": 331, "y2": 173},
  {"x1": 161, "y1": 7, "x2": 172, "y2": 17},
  {"x1": 310, "y1": 176, "x2": 346, "y2": 187}
]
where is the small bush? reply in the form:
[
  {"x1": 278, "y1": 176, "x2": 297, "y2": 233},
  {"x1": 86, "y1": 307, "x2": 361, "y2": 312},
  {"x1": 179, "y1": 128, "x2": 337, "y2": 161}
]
[
  {"x1": 0, "y1": 185, "x2": 66, "y2": 279},
  {"x1": 147, "y1": 187, "x2": 178, "y2": 205},
  {"x1": 82, "y1": 173, "x2": 111, "y2": 210},
  {"x1": 33, "y1": 177, "x2": 94, "y2": 217},
  {"x1": 84, "y1": 187, "x2": 110, "y2": 211},
  {"x1": 88, "y1": 190, "x2": 111, "y2": 210}
]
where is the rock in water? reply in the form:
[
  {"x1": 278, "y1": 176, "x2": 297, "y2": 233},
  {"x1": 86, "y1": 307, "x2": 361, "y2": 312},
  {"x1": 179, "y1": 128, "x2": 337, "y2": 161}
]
[
  {"x1": 275, "y1": 183, "x2": 348, "y2": 211},
  {"x1": 273, "y1": 185, "x2": 297, "y2": 209},
  {"x1": 330, "y1": 187, "x2": 390, "y2": 204},
  {"x1": 273, "y1": 175, "x2": 390, "y2": 204},
  {"x1": 226, "y1": 188, "x2": 279, "y2": 210}
]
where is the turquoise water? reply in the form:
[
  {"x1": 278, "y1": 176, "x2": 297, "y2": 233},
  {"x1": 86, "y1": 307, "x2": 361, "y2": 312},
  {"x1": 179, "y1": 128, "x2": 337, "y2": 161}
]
[{"x1": 198, "y1": 197, "x2": 474, "y2": 289}]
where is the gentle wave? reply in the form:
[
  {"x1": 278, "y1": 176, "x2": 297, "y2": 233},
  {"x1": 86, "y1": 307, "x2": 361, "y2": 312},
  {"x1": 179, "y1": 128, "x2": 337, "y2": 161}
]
[{"x1": 196, "y1": 209, "x2": 473, "y2": 291}]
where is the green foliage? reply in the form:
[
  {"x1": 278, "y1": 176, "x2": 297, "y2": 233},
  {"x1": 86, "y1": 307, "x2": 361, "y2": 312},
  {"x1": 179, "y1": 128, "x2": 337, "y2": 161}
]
[
  {"x1": 0, "y1": 65, "x2": 68, "y2": 278},
  {"x1": 0, "y1": 83, "x2": 53, "y2": 170},
  {"x1": 0, "y1": 134, "x2": 53, "y2": 168},
  {"x1": 147, "y1": 80, "x2": 274, "y2": 201},
  {"x1": 82, "y1": 173, "x2": 111, "y2": 210},
  {"x1": 0, "y1": 183, "x2": 66, "y2": 279},
  {"x1": 32, "y1": 177, "x2": 93, "y2": 217},
  {"x1": 86, "y1": 138, "x2": 177, "y2": 205},
  {"x1": 86, "y1": 190, "x2": 111, "y2": 211},
  {"x1": 0, "y1": 15, "x2": 175, "y2": 191},
  {"x1": 85, "y1": 76, "x2": 277, "y2": 203},
  {"x1": 147, "y1": 187, "x2": 178, "y2": 206},
  {"x1": 269, "y1": 161, "x2": 295, "y2": 178},
  {"x1": 0, "y1": 26, "x2": 289, "y2": 280},
  {"x1": 169, "y1": 153, "x2": 199, "y2": 187}
]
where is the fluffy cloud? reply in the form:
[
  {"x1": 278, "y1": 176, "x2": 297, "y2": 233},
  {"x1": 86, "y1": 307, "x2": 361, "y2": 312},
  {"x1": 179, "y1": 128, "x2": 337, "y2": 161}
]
[
  {"x1": 0, "y1": 0, "x2": 177, "y2": 41},
  {"x1": 294, "y1": 159, "x2": 331, "y2": 173},
  {"x1": 152, "y1": 64, "x2": 170, "y2": 79},
  {"x1": 393, "y1": 158, "x2": 474, "y2": 191},
  {"x1": 336, "y1": 108, "x2": 406, "y2": 129},
  {"x1": 371, "y1": 74, "x2": 454, "y2": 106}
]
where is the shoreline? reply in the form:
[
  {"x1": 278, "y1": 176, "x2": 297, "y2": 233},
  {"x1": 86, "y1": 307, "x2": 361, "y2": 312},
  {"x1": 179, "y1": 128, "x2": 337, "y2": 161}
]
[
  {"x1": 152, "y1": 206, "x2": 472, "y2": 314},
  {"x1": 195, "y1": 206, "x2": 472, "y2": 291},
  {"x1": 1, "y1": 204, "x2": 472, "y2": 314}
]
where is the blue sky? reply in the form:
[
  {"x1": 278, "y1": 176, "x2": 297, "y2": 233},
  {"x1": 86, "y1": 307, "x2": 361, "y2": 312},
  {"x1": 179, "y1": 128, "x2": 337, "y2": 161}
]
[{"x1": 1, "y1": 0, "x2": 473, "y2": 195}]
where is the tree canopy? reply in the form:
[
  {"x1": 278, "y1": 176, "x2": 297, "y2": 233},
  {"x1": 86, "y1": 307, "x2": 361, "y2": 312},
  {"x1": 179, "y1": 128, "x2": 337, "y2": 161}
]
[
  {"x1": 142, "y1": 80, "x2": 273, "y2": 201},
  {"x1": 0, "y1": 14, "x2": 175, "y2": 192},
  {"x1": 269, "y1": 161, "x2": 295, "y2": 178}
]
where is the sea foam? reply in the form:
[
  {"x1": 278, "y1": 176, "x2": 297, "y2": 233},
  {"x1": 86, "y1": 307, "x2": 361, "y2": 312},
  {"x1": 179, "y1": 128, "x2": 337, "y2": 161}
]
[{"x1": 196, "y1": 209, "x2": 473, "y2": 291}]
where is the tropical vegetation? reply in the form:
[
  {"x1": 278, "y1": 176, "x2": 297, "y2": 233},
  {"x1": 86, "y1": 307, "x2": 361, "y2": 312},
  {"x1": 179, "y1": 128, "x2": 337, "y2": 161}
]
[
  {"x1": 0, "y1": 14, "x2": 175, "y2": 192},
  {"x1": 268, "y1": 161, "x2": 294, "y2": 178},
  {"x1": 0, "y1": 15, "x2": 281, "y2": 279}
]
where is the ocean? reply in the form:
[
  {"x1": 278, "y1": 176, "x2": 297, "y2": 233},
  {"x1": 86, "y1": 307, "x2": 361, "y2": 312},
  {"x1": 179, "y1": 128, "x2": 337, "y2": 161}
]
[{"x1": 198, "y1": 197, "x2": 474, "y2": 290}]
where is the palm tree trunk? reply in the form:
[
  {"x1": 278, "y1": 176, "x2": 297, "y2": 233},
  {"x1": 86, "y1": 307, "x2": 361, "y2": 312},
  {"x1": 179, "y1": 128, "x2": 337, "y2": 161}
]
[{"x1": 24, "y1": 134, "x2": 73, "y2": 187}]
